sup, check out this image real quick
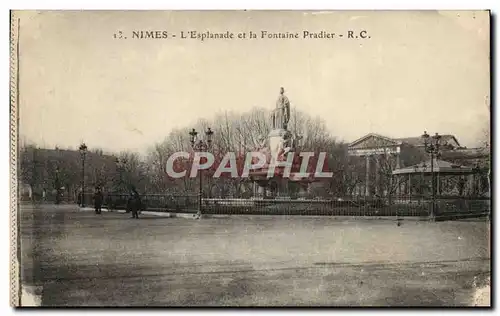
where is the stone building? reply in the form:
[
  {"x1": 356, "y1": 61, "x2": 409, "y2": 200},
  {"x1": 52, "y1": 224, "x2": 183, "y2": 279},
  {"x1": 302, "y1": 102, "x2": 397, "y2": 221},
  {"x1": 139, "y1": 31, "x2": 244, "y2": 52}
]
[{"x1": 347, "y1": 133, "x2": 489, "y2": 197}]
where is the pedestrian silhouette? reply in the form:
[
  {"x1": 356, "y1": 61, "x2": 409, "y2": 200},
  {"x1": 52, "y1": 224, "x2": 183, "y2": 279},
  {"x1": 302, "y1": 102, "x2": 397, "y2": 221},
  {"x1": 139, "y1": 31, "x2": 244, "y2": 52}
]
[
  {"x1": 130, "y1": 188, "x2": 142, "y2": 219},
  {"x1": 93, "y1": 187, "x2": 103, "y2": 214}
]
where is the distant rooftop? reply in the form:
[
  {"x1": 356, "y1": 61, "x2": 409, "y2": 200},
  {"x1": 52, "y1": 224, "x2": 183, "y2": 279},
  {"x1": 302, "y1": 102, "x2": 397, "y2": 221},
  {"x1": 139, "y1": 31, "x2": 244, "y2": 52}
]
[
  {"x1": 394, "y1": 135, "x2": 460, "y2": 148},
  {"x1": 349, "y1": 133, "x2": 462, "y2": 149}
]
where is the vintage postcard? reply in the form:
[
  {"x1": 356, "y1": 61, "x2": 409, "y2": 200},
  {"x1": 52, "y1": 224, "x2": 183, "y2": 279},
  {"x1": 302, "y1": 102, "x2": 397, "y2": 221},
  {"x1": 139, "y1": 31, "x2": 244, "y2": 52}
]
[{"x1": 10, "y1": 10, "x2": 491, "y2": 307}]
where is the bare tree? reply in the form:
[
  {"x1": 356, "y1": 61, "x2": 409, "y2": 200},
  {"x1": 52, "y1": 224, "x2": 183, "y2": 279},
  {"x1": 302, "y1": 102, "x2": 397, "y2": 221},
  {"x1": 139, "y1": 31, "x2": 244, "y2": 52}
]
[{"x1": 145, "y1": 107, "x2": 351, "y2": 197}]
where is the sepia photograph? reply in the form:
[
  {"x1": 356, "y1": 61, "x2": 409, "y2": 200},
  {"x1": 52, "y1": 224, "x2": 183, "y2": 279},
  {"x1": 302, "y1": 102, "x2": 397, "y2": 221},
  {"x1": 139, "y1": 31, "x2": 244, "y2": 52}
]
[{"x1": 10, "y1": 10, "x2": 491, "y2": 307}]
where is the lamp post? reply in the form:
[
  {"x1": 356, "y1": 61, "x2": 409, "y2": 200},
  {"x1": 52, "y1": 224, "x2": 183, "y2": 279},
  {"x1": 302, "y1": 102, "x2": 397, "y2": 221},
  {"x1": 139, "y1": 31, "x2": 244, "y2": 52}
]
[
  {"x1": 115, "y1": 157, "x2": 128, "y2": 193},
  {"x1": 79, "y1": 143, "x2": 88, "y2": 207},
  {"x1": 189, "y1": 127, "x2": 214, "y2": 218},
  {"x1": 115, "y1": 157, "x2": 129, "y2": 212},
  {"x1": 414, "y1": 161, "x2": 427, "y2": 197},
  {"x1": 421, "y1": 131, "x2": 441, "y2": 220},
  {"x1": 472, "y1": 163, "x2": 481, "y2": 196},
  {"x1": 55, "y1": 167, "x2": 61, "y2": 205}
]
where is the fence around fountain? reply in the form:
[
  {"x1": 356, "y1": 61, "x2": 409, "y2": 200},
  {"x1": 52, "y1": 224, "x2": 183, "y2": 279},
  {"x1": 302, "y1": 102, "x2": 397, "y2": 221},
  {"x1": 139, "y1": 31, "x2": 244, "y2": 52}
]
[{"x1": 79, "y1": 193, "x2": 491, "y2": 219}]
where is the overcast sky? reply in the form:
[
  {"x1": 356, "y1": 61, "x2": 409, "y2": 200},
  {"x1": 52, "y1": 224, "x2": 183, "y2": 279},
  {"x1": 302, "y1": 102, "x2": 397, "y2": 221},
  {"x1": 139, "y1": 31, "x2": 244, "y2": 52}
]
[{"x1": 16, "y1": 10, "x2": 490, "y2": 153}]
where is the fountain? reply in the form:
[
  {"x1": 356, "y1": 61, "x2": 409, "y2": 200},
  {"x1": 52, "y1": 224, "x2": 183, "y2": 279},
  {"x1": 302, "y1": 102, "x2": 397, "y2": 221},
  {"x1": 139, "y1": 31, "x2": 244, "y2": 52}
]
[{"x1": 249, "y1": 87, "x2": 315, "y2": 199}]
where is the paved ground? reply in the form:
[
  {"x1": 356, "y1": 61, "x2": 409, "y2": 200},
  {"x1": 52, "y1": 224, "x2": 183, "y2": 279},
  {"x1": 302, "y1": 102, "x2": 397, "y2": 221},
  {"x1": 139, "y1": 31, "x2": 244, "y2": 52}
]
[{"x1": 19, "y1": 203, "x2": 491, "y2": 306}]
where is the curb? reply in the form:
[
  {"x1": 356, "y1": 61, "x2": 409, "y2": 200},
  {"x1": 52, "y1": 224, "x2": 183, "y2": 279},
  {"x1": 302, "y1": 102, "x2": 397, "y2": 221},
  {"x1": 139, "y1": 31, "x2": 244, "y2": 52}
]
[
  {"x1": 199, "y1": 214, "x2": 430, "y2": 221},
  {"x1": 77, "y1": 207, "x2": 487, "y2": 222},
  {"x1": 77, "y1": 207, "x2": 430, "y2": 221},
  {"x1": 141, "y1": 211, "x2": 199, "y2": 219},
  {"x1": 78, "y1": 207, "x2": 423, "y2": 221},
  {"x1": 78, "y1": 207, "x2": 199, "y2": 219},
  {"x1": 79, "y1": 207, "x2": 125, "y2": 213}
]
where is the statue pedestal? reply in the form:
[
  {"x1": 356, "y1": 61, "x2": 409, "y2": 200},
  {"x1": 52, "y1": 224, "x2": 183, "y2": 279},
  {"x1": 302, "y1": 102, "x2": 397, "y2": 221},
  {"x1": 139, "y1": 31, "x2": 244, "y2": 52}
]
[
  {"x1": 251, "y1": 178, "x2": 289, "y2": 199},
  {"x1": 268, "y1": 128, "x2": 291, "y2": 158},
  {"x1": 297, "y1": 183, "x2": 309, "y2": 199},
  {"x1": 257, "y1": 184, "x2": 266, "y2": 198},
  {"x1": 247, "y1": 128, "x2": 297, "y2": 199},
  {"x1": 267, "y1": 177, "x2": 290, "y2": 198}
]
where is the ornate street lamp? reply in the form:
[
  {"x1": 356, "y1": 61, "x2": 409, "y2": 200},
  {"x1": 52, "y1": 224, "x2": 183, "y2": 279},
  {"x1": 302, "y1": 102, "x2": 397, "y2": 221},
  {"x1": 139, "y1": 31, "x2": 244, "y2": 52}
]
[
  {"x1": 115, "y1": 157, "x2": 128, "y2": 192},
  {"x1": 115, "y1": 157, "x2": 129, "y2": 212},
  {"x1": 79, "y1": 143, "x2": 88, "y2": 207},
  {"x1": 189, "y1": 127, "x2": 214, "y2": 218},
  {"x1": 421, "y1": 131, "x2": 441, "y2": 219}
]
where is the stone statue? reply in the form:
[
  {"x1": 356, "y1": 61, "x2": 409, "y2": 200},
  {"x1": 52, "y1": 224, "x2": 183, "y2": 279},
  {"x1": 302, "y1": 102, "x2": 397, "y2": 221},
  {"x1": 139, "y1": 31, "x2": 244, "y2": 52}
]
[
  {"x1": 291, "y1": 133, "x2": 303, "y2": 149},
  {"x1": 272, "y1": 87, "x2": 291, "y2": 130}
]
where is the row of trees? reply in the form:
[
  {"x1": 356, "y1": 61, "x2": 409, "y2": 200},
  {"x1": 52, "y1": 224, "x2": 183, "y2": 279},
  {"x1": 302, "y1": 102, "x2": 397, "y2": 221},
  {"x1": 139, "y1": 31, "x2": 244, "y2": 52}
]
[
  {"x1": 140, "y1": 108, "x2": 345, "y2": 197},
  {"x1": 19, "y1": 145, "x2": 149, "y2": 200},
  {"x1": 19, "y1": 107, "x2": 491, "y2": 200}
]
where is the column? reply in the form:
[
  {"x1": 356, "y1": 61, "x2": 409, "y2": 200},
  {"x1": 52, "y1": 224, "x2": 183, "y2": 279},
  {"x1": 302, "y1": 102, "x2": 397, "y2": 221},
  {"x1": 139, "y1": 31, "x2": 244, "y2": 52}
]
[
  {"x1": 298, "y1": 184, "x2": 308, "y2": 198},
  {"x1": 437, "y1": 173, "x2": 440, "y2": 196},
  {"x1": 389, "y1": 176, "x2": 393, "y2": 200},
  {"x1": 467, "y1": 174, "x2": 475, "y2": 196},
  {"x1": 408, "y1": 174, "x2": 412, "y2": 198},
  {"x1": 258, "y1": 185, "x2": 266, "y2": 198},
  {"x1": 280, "y1": 179, "x2": 289, "y2": 196},
  {"x1": 365, "y1": 155, "x2": 371, "y2": 197},
  {"x1": 375, "y1": 155, "x2": 380, "y2": 196},
  {"x1": 396, "y1": 153, "x2": 401, "y2": 169}
]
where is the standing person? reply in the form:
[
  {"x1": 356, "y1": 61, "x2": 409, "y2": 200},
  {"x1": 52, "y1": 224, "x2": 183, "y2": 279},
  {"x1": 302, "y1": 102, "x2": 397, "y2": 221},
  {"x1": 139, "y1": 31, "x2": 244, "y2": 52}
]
[
  {"x1": 126, "y1": 193, "x2": 133, "y2": 213},
  {"x1": 77, "y1": 190, "x2": 82, "y2": 206},
  {"x1": 93, "y1": 187, "x2": 103, "y2": 214},
  {"x1": 130, "y1": 188, "x2": 142, "y2": 219}
]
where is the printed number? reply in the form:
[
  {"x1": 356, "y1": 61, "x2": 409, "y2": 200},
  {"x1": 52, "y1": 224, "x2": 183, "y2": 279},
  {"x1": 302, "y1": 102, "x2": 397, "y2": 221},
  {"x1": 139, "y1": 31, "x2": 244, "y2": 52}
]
[{"x1": 114, "y1": 31, "x2": 124, "y2": 39}]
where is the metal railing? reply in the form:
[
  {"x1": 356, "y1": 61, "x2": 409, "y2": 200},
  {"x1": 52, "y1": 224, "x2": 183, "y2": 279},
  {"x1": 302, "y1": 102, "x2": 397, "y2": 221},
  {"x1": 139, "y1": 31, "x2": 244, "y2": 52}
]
[
  {"x1": 204, "y1": 196, "x2": 489, "y2": 219},
  {"x1": 19, "y1": 191, "x2": 73, "y2": 204},
  {"x1": 74, "y1": 193, "x2": 490, "y2": 220},
  {"x1": 21, "y1": 190, "x2": 490, "y2": 220},
  {"x1": 200, "y1": 197, "x2": 425, "y2": 217}
]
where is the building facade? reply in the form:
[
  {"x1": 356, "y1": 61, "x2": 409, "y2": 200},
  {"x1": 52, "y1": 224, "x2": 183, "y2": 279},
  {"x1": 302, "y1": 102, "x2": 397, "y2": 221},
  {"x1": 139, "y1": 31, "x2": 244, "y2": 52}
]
[{"x1": 347, "y1": 133, "x2": 489, "y2": 197}]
